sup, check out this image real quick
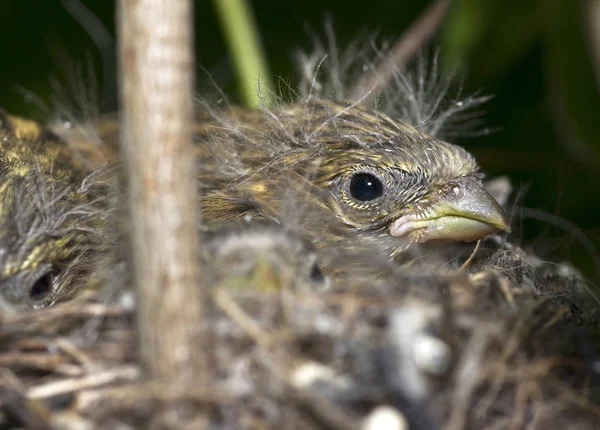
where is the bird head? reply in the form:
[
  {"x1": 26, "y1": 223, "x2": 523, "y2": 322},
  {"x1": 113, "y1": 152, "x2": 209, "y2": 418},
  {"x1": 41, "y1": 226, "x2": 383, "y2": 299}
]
[
  {"x1": 199, "y1": 100, "x2": 510, "y2": 254},
  {"x1": 305, "y1": 102, "x2": 510, "y2": 245},
  {"x1": 0, "y1": 111, "x2": 109, "y2": 311}
]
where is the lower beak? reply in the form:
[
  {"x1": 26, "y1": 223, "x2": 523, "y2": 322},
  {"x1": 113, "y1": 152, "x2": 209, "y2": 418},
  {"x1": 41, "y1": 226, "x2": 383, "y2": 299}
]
[{"x1": 389, "y1": 176, "x2": 511, "y2": 243}]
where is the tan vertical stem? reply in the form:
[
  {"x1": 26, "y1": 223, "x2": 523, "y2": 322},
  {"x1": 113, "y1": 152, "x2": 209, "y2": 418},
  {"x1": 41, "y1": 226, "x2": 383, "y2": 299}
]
[{"x1": 117, "y1": 0, "x2": 205, "y2": 399}]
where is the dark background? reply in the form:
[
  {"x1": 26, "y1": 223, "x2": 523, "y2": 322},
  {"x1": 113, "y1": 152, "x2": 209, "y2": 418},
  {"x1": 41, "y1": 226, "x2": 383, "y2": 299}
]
[{"x1": 0, "y1": 0, "x2": 598, "y2": 282}]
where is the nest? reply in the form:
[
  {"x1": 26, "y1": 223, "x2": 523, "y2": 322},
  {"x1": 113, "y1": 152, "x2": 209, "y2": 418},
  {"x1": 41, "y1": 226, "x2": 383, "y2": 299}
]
[{"x1": 1, "y1": 232, "x2": 598, "y2": 430}]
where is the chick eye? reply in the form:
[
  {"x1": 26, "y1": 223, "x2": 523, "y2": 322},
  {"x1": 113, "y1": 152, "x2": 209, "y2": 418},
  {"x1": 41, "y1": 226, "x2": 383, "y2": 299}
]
[
  {"x1": 30, "y1": 270, "x2": 53, "y2": 301},
  {"x1": 309, "y1": 261, "x2": 325, "y2": 283},
  {"x1": 349, "y1": 173, "x2": 383, "y2": 201}
]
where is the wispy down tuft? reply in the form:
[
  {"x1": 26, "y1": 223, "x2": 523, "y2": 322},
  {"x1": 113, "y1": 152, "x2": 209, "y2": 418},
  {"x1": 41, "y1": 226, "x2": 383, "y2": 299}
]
[{"x1": 294, "y1": 34, "x2": 493, "y2": 138}]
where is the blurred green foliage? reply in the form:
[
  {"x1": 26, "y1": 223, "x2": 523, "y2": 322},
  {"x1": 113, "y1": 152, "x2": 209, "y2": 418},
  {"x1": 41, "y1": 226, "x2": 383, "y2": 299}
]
[{"x1": 0, "y1": 0, "x2": 598, "y2": 281}]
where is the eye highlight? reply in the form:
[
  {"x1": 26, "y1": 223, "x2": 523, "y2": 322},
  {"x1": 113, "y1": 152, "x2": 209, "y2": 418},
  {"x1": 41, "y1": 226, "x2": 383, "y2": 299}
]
[{"x1": 349, "y1": 173, "x2": 383, "y2": 201}]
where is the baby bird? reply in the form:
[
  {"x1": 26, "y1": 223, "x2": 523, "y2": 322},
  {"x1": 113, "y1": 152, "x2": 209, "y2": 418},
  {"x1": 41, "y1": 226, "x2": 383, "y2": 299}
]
[
  {"x1": 204, "y1": 221, "x2": 328, "y2": 292},
  {"x1": 54, "y1": 46, "x2": 510, "y2": 258},
  {"x1": 186, "y1": 46, "x2": 511, "y2": 256},
  {"x1": 194, "y1": 100, "x2": 510, "y2": 256},
  {"x1": 0, "y1": 47, "x2": 510, "y2": 307},
  {"x1": 82, "y1": 99, "x2": 509, "y2": 257},
  {"x1": 0, "y1": 110, "x2": 111, "y2": 311},
  {"x1": 100, "y1": 221, "x2": 329, "y2": 304}
]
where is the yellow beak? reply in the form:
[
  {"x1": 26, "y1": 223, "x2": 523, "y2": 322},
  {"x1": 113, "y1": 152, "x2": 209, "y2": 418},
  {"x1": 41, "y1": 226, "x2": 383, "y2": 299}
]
[{"x1": 389, "y1": 176, "x2": 511, "y2": 243}]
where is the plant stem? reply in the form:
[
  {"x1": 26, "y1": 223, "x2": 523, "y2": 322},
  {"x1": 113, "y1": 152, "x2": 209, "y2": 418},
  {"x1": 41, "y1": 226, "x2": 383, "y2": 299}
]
[{"x1": 212, "y1": 0, "x2": 274, "y2": 108}]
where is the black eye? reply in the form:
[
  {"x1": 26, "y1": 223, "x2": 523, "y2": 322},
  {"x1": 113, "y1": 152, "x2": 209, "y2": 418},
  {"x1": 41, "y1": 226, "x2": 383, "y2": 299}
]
[
  {"x1": 349, "y1": 173, "x2": 383, "y2": 201},
  {"x1": 310, "y1": 262, "x2": 325, "y2": 283},
  {"x1": 30, "y1": 271, "x2": 53, "y2": 300}
]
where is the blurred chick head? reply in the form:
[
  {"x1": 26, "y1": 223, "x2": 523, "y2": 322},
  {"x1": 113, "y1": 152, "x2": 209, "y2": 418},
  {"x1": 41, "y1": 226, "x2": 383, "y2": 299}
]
[
  {"x1": 204, "y1": 222, "x2": 328, "y2": 292},
  {"x1": 0, "y1": 111, "x2": 109, "y2": 311}
]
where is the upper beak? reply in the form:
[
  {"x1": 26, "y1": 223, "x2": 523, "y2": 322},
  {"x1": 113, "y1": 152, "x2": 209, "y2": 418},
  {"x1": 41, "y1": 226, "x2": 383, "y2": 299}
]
[{"x1": 389, "y1": 176, "x2": 511, "y2": 243}]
